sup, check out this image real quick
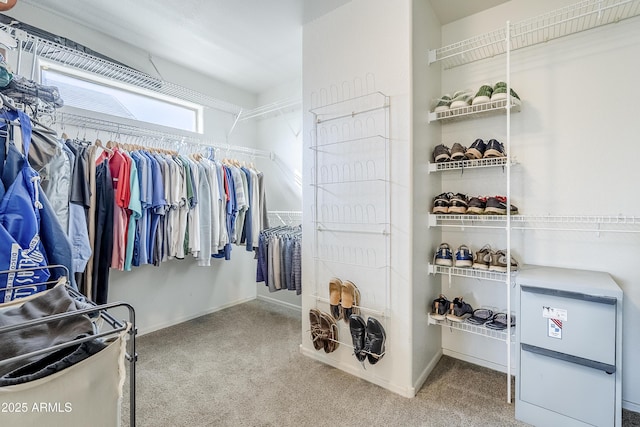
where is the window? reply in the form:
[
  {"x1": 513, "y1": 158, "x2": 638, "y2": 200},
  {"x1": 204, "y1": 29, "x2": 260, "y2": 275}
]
[{"x1": 40, "y1": 62, "x2": 203, "y2": 133}]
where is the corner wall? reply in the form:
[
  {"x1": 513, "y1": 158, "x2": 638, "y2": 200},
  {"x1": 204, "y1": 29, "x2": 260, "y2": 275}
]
[{"x1": 302, "y1": 0, "x2": 415, "y2": 396}]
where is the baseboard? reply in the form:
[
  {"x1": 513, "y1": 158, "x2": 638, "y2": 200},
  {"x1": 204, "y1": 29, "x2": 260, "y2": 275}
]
[
  {"x1": 257, "y1": 295, "x2": 302, "y2": 312},
  {"x1": 300, "y1": 345, "x2": 415, "y2": 398},
  {"x1": 442, "y1": 348, "x2": 517, "y2": 375},
  {"x1": 623, "y1": 400, "x2": 640, "y2": 413},
  {"x1": 412, "y1": 350, "x2": 443, "y2": 395},
  {"x1": 136, "y1": 295, "x2": 256, "y2": 336}
]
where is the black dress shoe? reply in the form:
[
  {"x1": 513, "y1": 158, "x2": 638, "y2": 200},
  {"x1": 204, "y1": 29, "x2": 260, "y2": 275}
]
[
  {"x1": 364, "y1": 317, "x2": 386, "y2": 365},
  {"x1": 349, "y1": 315, "x2": 367, "y2": 362}
]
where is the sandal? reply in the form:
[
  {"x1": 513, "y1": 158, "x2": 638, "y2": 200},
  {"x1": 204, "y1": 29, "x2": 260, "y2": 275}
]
[
  {"x1": 319, "y1": 311, "x2": 339, "y2": 353},
  {"x1": 329, "y1": 278, "x2": 343, "y2": 320},
  {"x1": 466, "y1": 308, "x2": 494, "y2": 325},
  {"x1": 341, "y1": 280, "x2": 360, "y2": 324},
  {"x1": 486, "y1": 312, "x2": 516, "y2": 330}
]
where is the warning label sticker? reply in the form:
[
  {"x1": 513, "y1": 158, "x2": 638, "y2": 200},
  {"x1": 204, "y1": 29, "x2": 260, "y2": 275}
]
[
  {"x1": 542, "y1": 306, "x2": 567, "y2": 321},
  {"x1": 548, "y1": 318, "x2": 563, "y2": 339}
]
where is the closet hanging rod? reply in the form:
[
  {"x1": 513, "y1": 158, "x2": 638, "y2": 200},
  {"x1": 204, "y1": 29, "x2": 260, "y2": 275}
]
[{"x1": 55, "y1": 111, "x2": 274, "y2": 159}]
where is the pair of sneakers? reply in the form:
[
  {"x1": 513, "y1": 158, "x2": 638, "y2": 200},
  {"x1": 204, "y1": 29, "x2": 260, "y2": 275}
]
[
  {"x1": 432, "y1": 192, "x2": 469, "y2": 214},
  {"x1": 349, "y1": 315, "x2": 386, "y2": 365},
  {"x1": 473, "y1": 244, "x2": 519, "y2": 272},
  {"x1": 431, "y1": 295, "x2": 474, "y2": 323},
  {"x1": 472, "y1": 82, "x2": 521, "y2": 105},
  {"x1": 434, "y1": 243, "x2": 473, "y2": 268},
  {"x1": 465, "y1": 138, "x2": 506, "y2": 159},
  {"x1": 468, "y1": 195, "x2": 519, "y2": 215}
]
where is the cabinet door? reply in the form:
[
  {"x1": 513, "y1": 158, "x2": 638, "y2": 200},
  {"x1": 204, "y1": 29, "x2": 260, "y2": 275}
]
[
  {"x1": 520, "y1": 345, "x2": 615, "y2": 427},
  {"x1": 520, "y1": 286, "x2": 616, "y2": 364}
]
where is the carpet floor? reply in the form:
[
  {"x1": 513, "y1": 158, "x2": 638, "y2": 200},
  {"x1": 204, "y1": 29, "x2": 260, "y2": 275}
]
[{"x1": 121, "y1": 299, "x2": 640, "y2": 427}]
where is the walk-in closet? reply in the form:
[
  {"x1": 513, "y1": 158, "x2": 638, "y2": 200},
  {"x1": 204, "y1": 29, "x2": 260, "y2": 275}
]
[{"x1": 0, "y1": 1, "x2": 638, "y2": 426}]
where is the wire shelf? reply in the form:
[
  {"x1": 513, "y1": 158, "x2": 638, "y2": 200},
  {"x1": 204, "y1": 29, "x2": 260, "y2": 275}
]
[
  {"x1": 428, "y1": 0, "x2": 640, "y2": 68},
  {"x1": 267, "y1": 211, "x2": 302, "y2": 226},
  {"x1": 428, "y1": 156, "x2": 513, "y2": 172},
  {"x1": 428, "y1": 314, "x2": 512, "y2": 342},
  {"x1": 1, "y1": 23, "x2": 243, "y2": 114},
  {"x1": 309, "y1": 92, "x2": 389, "y2": 123},
  {"x1": 428, "y1": 214, "x2": 640, "y2": 232},
  {"x1": 428, "y1": 98, "x2": 521, "y2": 123},
  {"x1": 428, "y1": 263, "x2": 511, "y2": 283}
]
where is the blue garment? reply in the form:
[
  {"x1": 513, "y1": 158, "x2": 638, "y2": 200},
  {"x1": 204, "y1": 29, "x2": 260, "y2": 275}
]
[
  {"x1": 146, "y1": 153, "x2": 166, "y2": 265},
  {"x1": 0, "y1": 110, "x2": 75, "y2": 295},
  {"x1": 240, "y1": 167, "x2": 253, "y2": 251},
  {"x1": 213, "y1": 165, "x2": 235, "y2": 260}
]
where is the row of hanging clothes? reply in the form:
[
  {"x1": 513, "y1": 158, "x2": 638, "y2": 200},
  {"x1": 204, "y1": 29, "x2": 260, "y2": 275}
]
[
  {"x1": 256, "y1": 224, "x2": 302, "y2": 295},
  {"x1": 44, "y1": 130, "x2": 271, "y2": 305}
]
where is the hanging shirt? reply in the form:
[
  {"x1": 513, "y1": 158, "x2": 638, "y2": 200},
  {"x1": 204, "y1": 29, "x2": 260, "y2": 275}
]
[{"x1": 124, "y1": 154, "x2": 141, "y2": 271}]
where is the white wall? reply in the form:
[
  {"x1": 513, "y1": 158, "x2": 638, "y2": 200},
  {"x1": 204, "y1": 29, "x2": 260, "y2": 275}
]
[
  {"x1": 5, "y1": 3, "x2": 266, "y2": 335},
  {"x1": 411, "y1": 0, "x2": 443, "y2": 391},
  {"x1": 302, "y1": 0, "x2": 418, "y2": 397},
  {"x1": 437, "y1": 0, "x2": 640, "y2": 410}
]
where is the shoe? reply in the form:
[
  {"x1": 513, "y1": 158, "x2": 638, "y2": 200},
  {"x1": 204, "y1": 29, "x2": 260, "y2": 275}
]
[
  {"x1": 450, "y1": 89, "x2": 473, "y2": 108},
  {"x1": 318, "y1": 311, "x2": 339, "y2": 353},
  {"x1": 309, "y1": 309, "x2": 326, "y2": 351},
  {"x1": 447, "y1": 297, "x2": 474, "y2": 322},
  {"x1": 454, "y1": 245, "x2": 473, "y2": 268},
  {"x1": 349, "y1": 315, "x2": 367, "y2": 362},
  {"x1": 489, "y1": 250, "x2": 519, "y2": 272},
  {"x1": 484, "y1": 196, "x2": 519, "y2": 215},
  {"x1": 483, "y1": 139, "x2": 506, "y2": 158},
  {"x1": 472, "y1": 244, "x2": 492, "y2": 270},
  {"x1": 432, "y1": 192, "x2": 451, "y2": 214},
  {"x1": 433, "y1": 94, "x2": 452, "y2": 112},
  {"x1": 450, "y1": 143, "x2": 467, "y2": 161},
  {"x1": 486, "y1": 312, "x2": 516, "y2": 330},
  {"x1": 431, "y1": 294, "x2": 450, "y2": 321},
  {"x1": 449, "y1": 193, "x2": 468, "y2": 214},
  {"x1": 329, "y1": 277, "x2": 343, "y2": 320},
  {"x1": 491, "y1": 82, "x2": 521, "y2": 103},
  {"x1": 364, "y1": 317, "x2": 386, "y2": 365},
  {"x1": 434, "y1": 243, "x2": 453, "y2": 266},
  {"x1": 433, "y1": 144, "x2": 451, "y2": 163},
  {"x1": 465, "y1": 138, "x2": 486, "y2": 159},
  {"x1": 466, "y1": 308, "x2": 494, "y2": 325},
  {"x1": 472, "y1": 84, "x2": 493, "y2": 105},
  {"x1": 341, "y1": 280, "x2": 361, "y2": 323},
  {"x1": 467, "y1": 196, "x2": 486, "y2": 214}
]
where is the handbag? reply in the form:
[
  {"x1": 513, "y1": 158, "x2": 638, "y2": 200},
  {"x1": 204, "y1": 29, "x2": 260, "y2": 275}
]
[{"x1": 0, "y1": 109, "x2": 50, "y2": 302}]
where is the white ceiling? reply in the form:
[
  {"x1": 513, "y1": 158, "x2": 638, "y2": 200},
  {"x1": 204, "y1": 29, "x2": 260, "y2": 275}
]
[{"x1": 17, "y1": 0, "x2": 508, "y2": 95}]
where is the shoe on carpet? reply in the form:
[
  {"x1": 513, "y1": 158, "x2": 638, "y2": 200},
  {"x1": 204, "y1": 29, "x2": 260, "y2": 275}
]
[
  {"x1": 341, "y1": 280, "x2": 361, "y2": 323},
  {"x1": 364, "y1": 317, "x2": 386, "y2": 365},
  {"x1": 483, "y1": 139, "x2": 506, "y2": 158},
  {"x1": 434, "y1": 243, "x2": 453, "y2": 267},
  {"x1": 465, "y1": 138, "x2": 486, "y2": 159},
  {"x1": 484, "y1": 196, "x2": 518, "y2": 215},
  {"x1": 431, "y1": 294, "x2": 450, "y2": 321},
  {"x1": 450, "y1": 89, "x2": 473, "y2": 108},
  {"x1": 450, "y1": 143, "x2": 467, "y2": 161},
  {"x1": 467, "y1": 196, "x2": 486, "y2": 214},
  {"x1": 432, "y1": 192, "x2": 452, "y2": 214},
  {"x1": 472, "y1": 84, "x2": 493, "y2": 105},
  {"x1": 309, "y1": 309, "x2": 326, "y2": 351},
  {"x1": 433, "y1": 94, "x2": 452, "y2": 112},
  {"x1": 454, "y1": 245, "x2": 473, "y2": 268},
  {"x1": 449, "y1": 193, "x2": 469, "y2": 214},
  {"x1": 466, "y1": 308, "x2": 494, "y2": 325},
  {"x1": 491, "y1": 82, "x2": 521, "y2": 103},
  {"x1": 472, "y1": 244, "x2": 492, "y2": 270},
  {"x1": 433, "y1": 144, "x2": 451, "y2": 163},
  {"x1": 489, "y1": 250, "x2": 519, "y2": 272},
  {"x1": 329, "y1": 277, "x2": 343, "y2": 320},
  {"x1": 349, "y1": 314, "x2": 367, "y2": 362},
  {"x1": 447, "y1": 297, "x2": 474, "y2": 322}
]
